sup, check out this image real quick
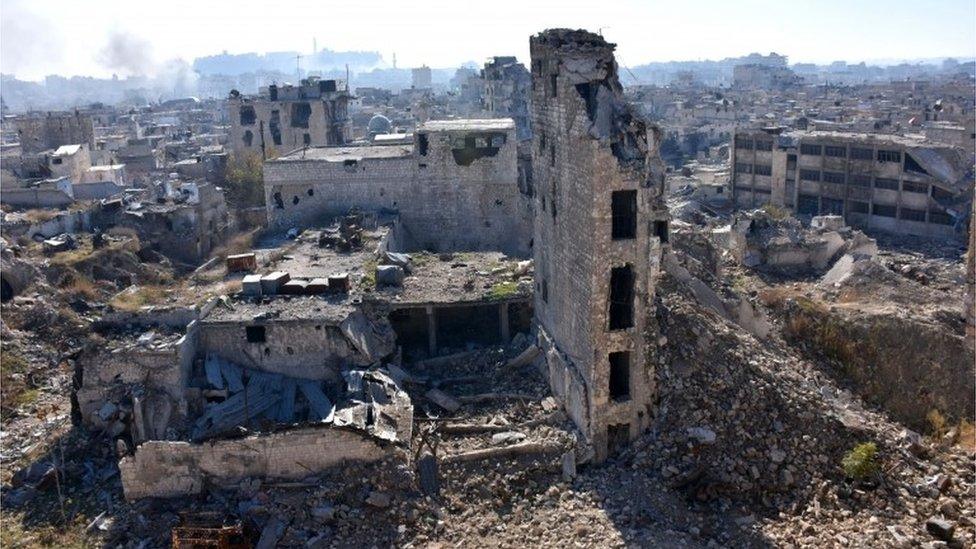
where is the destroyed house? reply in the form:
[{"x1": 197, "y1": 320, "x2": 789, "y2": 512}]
[
  {"x1": 731, "y1": 128, "x2": 975, "y2": 239},
  {"x1": 263, "y1": 118, "x2": 532, "y2": 256},
  {"x1": 227, "y1": 77, "x2": 351, "y2": 156},
  {"x1": 75, "y1": 213, "x2": 532, "y2": 500},
  {"x1": 529, "y1": 29, "x2": 669, "y2": 461}
]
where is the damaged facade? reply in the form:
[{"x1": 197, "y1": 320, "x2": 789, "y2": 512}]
[
  {"x1": 227, "y1": 77, "x2": 351, "y2": 157},
  {"x1": 15, "y1": 110, "x2": 96, "y2": 154},
  {"x1": 75, "y1": 295, "x2": 413, "y2": 500},
  {"x1": 731, "y1": 127, "x2": 975, "y2": 239},
  {"x1": 529, "y1": 29, "x2": 669, "y2": 461},
  {"x1": 263, "y1": 118, "x2": 532, "y2": 255}
]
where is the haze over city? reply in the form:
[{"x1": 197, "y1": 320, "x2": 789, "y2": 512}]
[{"x1": 3, "y1": 0, "x2": 975, "y2": 80}]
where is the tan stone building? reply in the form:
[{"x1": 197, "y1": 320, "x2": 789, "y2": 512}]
[
  {"x1": 731, "y1": 128, "x2": 974, "y2": 239},
  {"x1": 227, "y1": 77, "x2": 351, "y2": 158},
  {"x1": 529, "y1": 29, "x2": 669, "y2": 461}
]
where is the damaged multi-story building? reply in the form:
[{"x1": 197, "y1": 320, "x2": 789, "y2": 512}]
[
  {"x1": 262, "y1": 118, "x2": 532, "y2": 256},
  {"x1": 227, "y1": 77, "x2": 352, "y2": 157},
  {"x1": 15, "y1": 110, "x2": 96, "y2": 154},
  {"x1": 730, "y1": 127, "x2": 975, "y2": 239},
  {"x1": 529, "y1": 29, "x2": 669, "y2": 461}
]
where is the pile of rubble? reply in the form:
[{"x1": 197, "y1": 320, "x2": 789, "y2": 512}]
[{"x1": 728, "y1": 210, "x2": 877, "y2": 274}]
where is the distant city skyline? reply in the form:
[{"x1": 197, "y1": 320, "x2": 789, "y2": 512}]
[{"x1": 3, "y1": 0, "x2": 975, "y2": 81}]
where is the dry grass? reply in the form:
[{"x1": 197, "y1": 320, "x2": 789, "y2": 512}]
[
  {"x1": 60, "y1": 273, "x2": 99, "y2": 300},
  {"x1": 22, "y1": 209, "x2": 59, "y2": 223},
  {"x1": 108, "y1": 285, "x2": 168, "y2": 311},
  {"x1": 209, "y1": 230, "x2": 257, "y2": 260}
]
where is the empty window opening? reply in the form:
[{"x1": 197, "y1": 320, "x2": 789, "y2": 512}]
[
  {"x1": 389, "y1": 308, "x2": 430, "y2": 361},
  {"x1": 575, "y1": 82, "x2": 600, "y2": 121},
  {"x1": 850, "y1": 147, "x2": 873, "y2": 160},
  {"x1": 902, "y1": 180, "x2": 928, "y2": 194},
  {"x1": 417, "y1": 133, "x2": 429, "y2": 156},
  {"x1": 874, "y1": 178, "x2": 899, "y2": 191},
  {"x1": 436, "y1": 304, "x2": 502, "y2": 352},
  {"x1": 291, "y1": 102, "x2": 312, "y2": 128},
  {"x1": 542, "y1": 279, "x2": 549, "y2": 303},
  {"x1": 245, "y1": 325, "x2": 266, "y2": 343},
  {"x1": 239, "y1": 105, "x2": 256, "y2": 126},
  {"x1": 450, "y1": 132, "x2": 505, "y2": 166},
  {"x1": 877, "y1": 149, "x2": 901, "y2": 163},
  {"x1": 611, "y1": 190, "x2": 637, "y2": 240},
  {"x1": 824, "y1": 145, "x2": 847, "y2": 157},
  {"x1": 609, "y1": 352, "x2": 631, "y2": 401},
  {"x1": 653, "y1": 220, "x2": 669, "y2": 243},
  {"x1": 797, "y1": 194, "x2": 819, "y2": 215},
  {"x1": 269, "y1": 110, "x2": 282, "y2": 146},
  {"x1": 303, "y1": 133, "x2": 311, "y2": 145},
  {"x1": 607, "y1": 423, "x2": 630, "y2": 455},
  {"x1": 904, "y1": 154, "x2": 929, "y2": 175},
  {"x1": 549, "y1": 73, "x2": 558, "y2": 98},
  {"x1": 609, "y1": 264, "x2": 634, "y2": 330},
  {"x1": 292, "y1": 196, "x2": 300, "y2": 205},
  {"x1": 307, "y1": 188, "x2": 314, "y2": 196},
  {"x1": 899, "y1": 208, "x2": 926, "y2": 222},
  {"x1": 242, "y1": 130, "x2": 253, "y2": 147},
  {"x1": 821, "y1": 197, "x2": 844, "y2": 215},
  {"x1": 848, "y1": 200, "x2": 869, "y2": 214},
  {"x1": 273, "y1": 191, "x2": 284, "y2": 209},
  {"x1": 872, "y1": 203, "x2": 897, "y2": 218}
]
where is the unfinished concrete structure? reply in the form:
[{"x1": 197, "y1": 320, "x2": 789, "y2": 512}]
[
  {"x1": 263, "y1": 118, "x2": 532, "y2": 256},
  {"x1": 529, "y1": 30, "x2": 669, "y2": 461},
  {"x1": 15, "y1": 110, "x2": 96, "y2": 154},
  {"x1": 731, "y1": 128, "x2": 974, "y2": 239},
  {"x1": 227, "y1": 77, "x2": 351, "y2": 157}
]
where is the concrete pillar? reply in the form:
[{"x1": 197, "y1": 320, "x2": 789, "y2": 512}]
[
  {"x1": 498, "y1": 302, "x2": 510, "y2": 343},
  {"x1": 426, "y1": 305, "x2": 437, "y2": 356}
]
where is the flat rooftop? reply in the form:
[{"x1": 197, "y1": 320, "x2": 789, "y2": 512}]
[
  {"x1": 418, "y1": 118, "x2": 515, "y2": 132},
  {"x1": 274, "y1": 144, "x2": 413, "y2": 162}
]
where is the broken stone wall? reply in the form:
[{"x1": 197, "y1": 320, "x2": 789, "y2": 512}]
[
  {"x1": 16, "y1": 111, "x2": 96, "y2": 154},
  {"x1": 119, "y1": 427, "x2": 395, "y2": 500},
  {"x1": 262, "y1": 124, "x2": 531, "y2": 256},
  {"x1": 75, "y1": 329, "x2": 196, "y2": 437},
  {"x1": 199, "y1": 320, "x2": 369, "y2": 382},
  {"x1": 529, "y1": 29, "x2": 668, "y2": 461}
]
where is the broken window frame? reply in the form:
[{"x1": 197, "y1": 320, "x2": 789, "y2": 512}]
[
  {"x1": 610, "y1": 190, "x2": 637, "y2": 240},
  {"x1": 608, "y1": 351, "x2": 631, "y2": 402},
  {"x1": 608, "y1": 264, "x2": 635, "y2": 331}
]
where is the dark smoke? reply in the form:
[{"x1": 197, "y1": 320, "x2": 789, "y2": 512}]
[{"x1": 96, "y1": 30, "x2": 155, "y2": 77}]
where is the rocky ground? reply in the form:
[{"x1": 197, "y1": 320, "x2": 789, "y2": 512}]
[{"x1": 2, "y1": 221, "x2": 974, "y2": 548}]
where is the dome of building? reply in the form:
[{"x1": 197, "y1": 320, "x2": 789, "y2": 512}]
[{"x1": 367, "y1": 114, "x2": 393, "y2": 135}]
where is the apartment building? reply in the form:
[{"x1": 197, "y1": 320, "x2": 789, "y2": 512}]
[{"x1": 731, "y1": 128, "x2": 973, "y2": 239}]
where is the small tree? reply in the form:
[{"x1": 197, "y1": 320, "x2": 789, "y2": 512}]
[
  {"x1": 842, "y1": 442, "x2": 879, "y2": 480},
  {"x1": 224, "y1": 151, "x2": 266, "y2": 207}
]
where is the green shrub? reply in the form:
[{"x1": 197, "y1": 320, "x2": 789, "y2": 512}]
[
  {"x1": 842, "y1": 442, "x2": 879, "y2": 479},
  {"x1": 487, "y1": 281, "x2": 519, "y2": 300}
]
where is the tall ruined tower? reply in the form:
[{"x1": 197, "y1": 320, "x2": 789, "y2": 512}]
[{"x1": 529, "y1": 29, "x2": 669, "y2": 462}]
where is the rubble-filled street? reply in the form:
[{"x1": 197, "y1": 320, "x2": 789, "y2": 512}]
[{"x1": 1, "y1": 5, "x2": 974, "y2": 548}]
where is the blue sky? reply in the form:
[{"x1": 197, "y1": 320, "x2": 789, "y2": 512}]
[{"x1": 2, "y1": 0, "x2": 974, "y2": 80}]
